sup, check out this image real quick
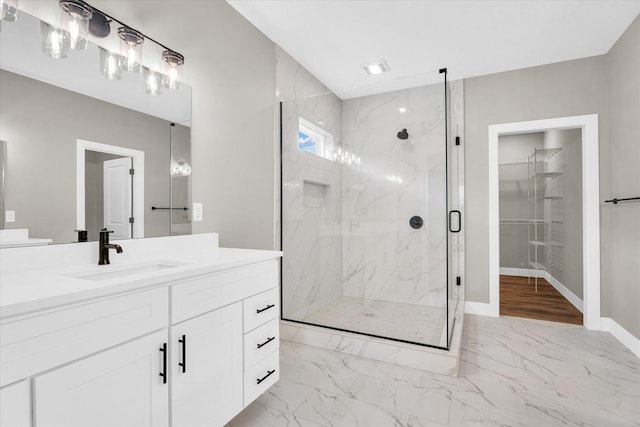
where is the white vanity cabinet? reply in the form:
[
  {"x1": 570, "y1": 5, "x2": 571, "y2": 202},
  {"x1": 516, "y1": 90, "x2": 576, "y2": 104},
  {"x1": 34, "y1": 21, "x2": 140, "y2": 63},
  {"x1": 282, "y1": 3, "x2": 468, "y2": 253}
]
[
  {"x1": 170, "y1": 302, "x2": 243, "y2": 427},
  {"x1": 0, "y1": 380, "x2": 31, "y2": 427},
  {"x1": 33, "y1": 330, "x2": 170, "y2": 427},
  {"x1": 0, "y1": 254, "x2": 280, "y2": 427}
]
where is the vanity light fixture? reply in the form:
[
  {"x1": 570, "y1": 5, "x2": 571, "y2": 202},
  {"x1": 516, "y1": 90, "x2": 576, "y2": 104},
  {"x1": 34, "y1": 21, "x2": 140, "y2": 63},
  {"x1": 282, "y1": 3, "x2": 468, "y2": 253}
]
[
  {"x1": 40, "y1": 21, "x2": 70, "y2": 59},
  {"x1": 0, "y1": 0, "x2": 18, "y2": 22},
  {"x1": 363, "y1": 60, "x2": 389, "y2": 75},
  {"x1": 162, "y1": 50, "x2": 184, "y2": 91},
  {"x1": 398, "y1": 107, "x2": 407, "y2": 113},
  {"x1": 118, "y1": 26, "x2": 144, "y2": 73},
  {"x1": 33, "y1": 0, "x2": 186, "y2": 95},
  {"x1": 59, "y1": 0, "x2": 92, "y2": 50}
]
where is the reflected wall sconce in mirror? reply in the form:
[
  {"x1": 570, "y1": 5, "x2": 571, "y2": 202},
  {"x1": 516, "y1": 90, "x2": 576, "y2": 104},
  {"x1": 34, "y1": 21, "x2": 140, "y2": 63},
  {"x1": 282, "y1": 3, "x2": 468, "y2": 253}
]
[
  {"x1": 0, "y1": 0, "x2": 18, "y2": 22},
  {"x1": 171, "y1": 160, "x2": 192, "y2": 177},
  {"x1": 41, "y1": 21, "x2": 70, "y2": 59},
  {"x1": 99, "y1": 47, "x2": 123, "y2": 80},
  {"x1": 26, "y1": 0, "x2": 185, "y2": 96}
]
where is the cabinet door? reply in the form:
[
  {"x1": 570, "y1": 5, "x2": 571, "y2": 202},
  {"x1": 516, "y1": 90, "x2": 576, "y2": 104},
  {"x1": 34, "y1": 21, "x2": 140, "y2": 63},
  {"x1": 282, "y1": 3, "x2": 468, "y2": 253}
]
[
  {"x1": 34, "y1": 330, "x2": 169, "y2": 427},
  {"x1": 171, "y1": 302, "x2": 243, "y2": 427},
  {"x1": 0, "y1": 380, "x2": 30, "y2": 427}
]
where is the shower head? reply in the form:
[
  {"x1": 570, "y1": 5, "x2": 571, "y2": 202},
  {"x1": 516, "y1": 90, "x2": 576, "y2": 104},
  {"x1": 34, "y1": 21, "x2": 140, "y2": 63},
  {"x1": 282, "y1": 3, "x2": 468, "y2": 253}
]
[{"x1": 397, "y1": 129, "x2": 409, "y2": 140}]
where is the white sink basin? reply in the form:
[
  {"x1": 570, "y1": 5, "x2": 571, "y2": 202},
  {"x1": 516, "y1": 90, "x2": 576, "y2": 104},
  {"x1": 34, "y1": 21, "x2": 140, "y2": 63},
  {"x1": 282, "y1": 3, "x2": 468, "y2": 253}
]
[{"x1": 68, "y1": 262, "x2": 185, "y2": 281}]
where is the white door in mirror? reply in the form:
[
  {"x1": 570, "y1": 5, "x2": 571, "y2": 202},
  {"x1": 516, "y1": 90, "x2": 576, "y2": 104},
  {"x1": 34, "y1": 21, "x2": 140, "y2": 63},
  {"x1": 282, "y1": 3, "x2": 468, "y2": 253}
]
[
  {"x1": 104, "y1": 157, "x2": 133, "y2": 239},
  {"x1": 192, "y1": 203, "x2": 203, "y2": 222},
  {"x1": 5, "y1": 210, "x2": 15, "y2": 223}
]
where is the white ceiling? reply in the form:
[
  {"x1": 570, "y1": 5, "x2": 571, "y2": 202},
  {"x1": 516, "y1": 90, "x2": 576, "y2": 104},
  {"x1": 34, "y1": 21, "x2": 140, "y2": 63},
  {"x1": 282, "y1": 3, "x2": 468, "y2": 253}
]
[{"x1": 227, "y1": 0, "x2": 640, "y2": 99}]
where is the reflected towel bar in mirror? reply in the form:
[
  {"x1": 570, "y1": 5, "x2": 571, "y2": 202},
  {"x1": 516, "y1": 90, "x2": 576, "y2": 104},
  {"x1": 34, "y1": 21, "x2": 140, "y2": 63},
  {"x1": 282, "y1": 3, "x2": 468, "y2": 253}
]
[
  {"x1": 604, "y1": 196, "x2": 640, "y2": 205},
  {"x1": 151, "y1": 207, "x2": 189, "y2": 210}
]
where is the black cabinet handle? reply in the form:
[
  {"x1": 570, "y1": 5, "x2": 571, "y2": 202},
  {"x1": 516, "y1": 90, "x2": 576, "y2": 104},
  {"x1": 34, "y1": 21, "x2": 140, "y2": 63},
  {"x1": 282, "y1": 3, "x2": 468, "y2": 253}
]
[
  {"x1": 178, "y1": 334, "x2": 187, "y2": 373},
  {"x1": 256, "y1": 369, "x2": 276, "y2": 385},
  {"x1": 256, "y1": 304, "x2": 275, "y2": 314},
  {"x1": 257, "y1": 336, "x2": 276, "y2": 349},
  {"x1": 448, "y1": 210, "x2": 462, "y2": 233},
  {"x1": 159, "y1": 343, "x2": 167, "y2": 384}
]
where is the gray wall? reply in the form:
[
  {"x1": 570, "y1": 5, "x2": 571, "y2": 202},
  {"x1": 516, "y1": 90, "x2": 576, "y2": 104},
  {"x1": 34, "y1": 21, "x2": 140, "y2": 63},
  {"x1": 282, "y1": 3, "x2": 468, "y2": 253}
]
[
  {"x1": 184, "y1": 2, "x2": 275, "y2": 250},
  {"x1": 466, "y1": 16, "x2": 639, "y2": 338},
  {"x1": 602, "y1": 16, "x2": 640, "y2": 337},
  {"x1": 0, "y1": 70, "x2": 183, "y2": 243},
  {"x1": 465, "y1": 55, "x2": 608, "y2": 303}
]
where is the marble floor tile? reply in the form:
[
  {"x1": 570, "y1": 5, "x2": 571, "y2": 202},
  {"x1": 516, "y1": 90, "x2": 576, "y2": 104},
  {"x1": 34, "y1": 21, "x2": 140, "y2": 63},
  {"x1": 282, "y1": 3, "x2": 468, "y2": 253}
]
[
  {"x1": 229, "y1": 315, "x2": 640, "y2": 427},
  {"x1": 303, "y1": 296, "x2": 447, "y2": 346}
]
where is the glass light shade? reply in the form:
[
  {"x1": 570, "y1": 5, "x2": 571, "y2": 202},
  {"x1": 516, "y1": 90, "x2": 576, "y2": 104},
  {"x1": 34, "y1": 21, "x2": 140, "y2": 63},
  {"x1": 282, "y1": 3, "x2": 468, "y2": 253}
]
[
  {"x1": 0, "y1": 0, "x2": 18, "y2": 22},
  {"x1": 118, "y1": 27, "x2": 144, "y2": 73},
  {"x1": 99, "y1": 47, "x2": 123, "y2": 80},
  {"x1": 162, "y1": 51, "x2": 184, "y2": 91},
  {"x1": 40, "y1": 21, "x2": 70, "y2": 60},
  {"x1": 59, "y1": 0, "x2": 91, "y2": 50},
  {"x1": 143, "y1": 67, "x2": 162, "y2": 96}
]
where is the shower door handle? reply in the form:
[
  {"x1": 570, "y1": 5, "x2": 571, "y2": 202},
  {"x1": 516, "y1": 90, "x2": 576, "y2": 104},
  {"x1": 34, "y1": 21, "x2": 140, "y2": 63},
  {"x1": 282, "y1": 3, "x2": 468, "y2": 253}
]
[{"x1": 448, "y1": 210, "x2": 461, "y2": 233}]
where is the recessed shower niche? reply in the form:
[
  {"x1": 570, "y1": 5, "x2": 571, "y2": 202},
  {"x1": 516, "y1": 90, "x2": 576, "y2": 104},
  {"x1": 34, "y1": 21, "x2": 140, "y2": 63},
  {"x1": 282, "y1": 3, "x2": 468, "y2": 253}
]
[{"x1": 303, "y1": 180, "x2": 330, "y2": 209}]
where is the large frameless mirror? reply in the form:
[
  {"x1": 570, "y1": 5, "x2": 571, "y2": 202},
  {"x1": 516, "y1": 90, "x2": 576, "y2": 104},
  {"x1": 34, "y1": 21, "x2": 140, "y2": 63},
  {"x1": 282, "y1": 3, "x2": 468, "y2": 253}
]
[{"x1": 0, "y1": 7, "x2": 192, "y2": 246}]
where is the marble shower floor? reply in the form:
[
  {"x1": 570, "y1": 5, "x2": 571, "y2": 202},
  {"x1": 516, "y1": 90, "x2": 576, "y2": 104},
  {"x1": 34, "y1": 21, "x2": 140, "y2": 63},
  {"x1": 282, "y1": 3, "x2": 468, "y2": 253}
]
[
  {"x1": 302, "y1": 296, "x2": 448, "y2": 347},
  {"x1": 228, "y1": 314, "x2": 640, "y2": 427}
]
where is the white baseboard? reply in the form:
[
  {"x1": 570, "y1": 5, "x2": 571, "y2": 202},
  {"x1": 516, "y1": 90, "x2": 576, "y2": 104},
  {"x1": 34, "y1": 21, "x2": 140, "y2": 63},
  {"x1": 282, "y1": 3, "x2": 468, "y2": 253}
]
[
  {"x1": 465, "y1": 301, "x2": 498, "y2": 317},
  {"x1": 543, "y1": 272, "x2": 583, "y2": 312},
  {"x1": 499, "y1": 267, "x2": 583, "y2": 313},
  {"x1": 599, "y1": 318, "x2": 640, "y2": 359},
  {"x1": 500, "y1": 267, "x2": 544, "y2": 278}
]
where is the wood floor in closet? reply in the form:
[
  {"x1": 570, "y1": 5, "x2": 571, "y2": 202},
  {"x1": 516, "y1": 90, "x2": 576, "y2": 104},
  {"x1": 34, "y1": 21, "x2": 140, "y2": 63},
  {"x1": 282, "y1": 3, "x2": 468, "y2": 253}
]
[{"x1": 500, "y1": 275, "x2": 583, "y2": 325}]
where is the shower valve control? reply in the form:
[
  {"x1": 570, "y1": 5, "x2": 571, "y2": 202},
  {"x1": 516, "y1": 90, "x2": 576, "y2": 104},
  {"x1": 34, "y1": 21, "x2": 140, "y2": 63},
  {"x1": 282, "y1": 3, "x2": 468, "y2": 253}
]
[{"x1": 409, "y1": 216, "x2": 423, "y2": 229}]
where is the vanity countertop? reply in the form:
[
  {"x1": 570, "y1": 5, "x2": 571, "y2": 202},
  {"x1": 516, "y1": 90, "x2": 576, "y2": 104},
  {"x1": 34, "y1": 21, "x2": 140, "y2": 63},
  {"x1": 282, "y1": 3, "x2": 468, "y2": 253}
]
[{"x1": 0, "y1": 238, "x2": 282, "y2": 319}]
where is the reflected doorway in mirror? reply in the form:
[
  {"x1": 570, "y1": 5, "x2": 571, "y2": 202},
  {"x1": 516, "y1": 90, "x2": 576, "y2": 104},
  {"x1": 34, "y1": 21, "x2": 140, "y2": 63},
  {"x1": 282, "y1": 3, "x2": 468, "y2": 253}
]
[{"x1": 76, "y1": 140, "x2": 145, "y2": 241}]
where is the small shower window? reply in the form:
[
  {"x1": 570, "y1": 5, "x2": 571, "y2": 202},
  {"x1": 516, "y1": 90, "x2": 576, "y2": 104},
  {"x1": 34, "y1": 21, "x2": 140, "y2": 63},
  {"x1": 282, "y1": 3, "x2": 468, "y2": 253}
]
[{"x1": 298, "y1": 117, "x2": 334, "y2": 160}]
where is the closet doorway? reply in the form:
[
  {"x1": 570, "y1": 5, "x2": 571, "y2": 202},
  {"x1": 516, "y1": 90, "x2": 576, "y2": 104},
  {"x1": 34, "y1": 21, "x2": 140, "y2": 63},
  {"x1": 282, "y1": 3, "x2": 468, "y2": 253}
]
[
  {"x1": 498, "y1": 130, "x2": 583, "y2": 324},
  {"x1": 487, "y1": 115, "x2": 601, "y2": 329}
]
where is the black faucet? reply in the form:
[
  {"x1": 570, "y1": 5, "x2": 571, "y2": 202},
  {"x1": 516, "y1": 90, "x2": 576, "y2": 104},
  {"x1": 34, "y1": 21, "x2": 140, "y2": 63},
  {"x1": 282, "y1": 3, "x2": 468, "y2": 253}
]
[{"x1": 98, "y1": 228, "x2": 123, "y2": 265}]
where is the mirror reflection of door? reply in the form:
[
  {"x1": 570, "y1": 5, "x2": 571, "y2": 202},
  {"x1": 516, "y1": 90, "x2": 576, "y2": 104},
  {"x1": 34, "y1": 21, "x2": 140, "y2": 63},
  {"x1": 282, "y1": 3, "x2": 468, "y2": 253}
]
[
  {"x1": 103, "y1": 157, "x2": 133, "y2": 240},
  {"x1": 85, "y1": 151, "x2": 132, "y2": 241}
]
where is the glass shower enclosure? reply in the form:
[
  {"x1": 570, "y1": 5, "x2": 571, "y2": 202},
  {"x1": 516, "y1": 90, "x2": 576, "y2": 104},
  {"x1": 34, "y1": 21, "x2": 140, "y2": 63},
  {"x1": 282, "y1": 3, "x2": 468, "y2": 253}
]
[{"x1": 280, "y1": 70, "x2": 461, "y2": 349}]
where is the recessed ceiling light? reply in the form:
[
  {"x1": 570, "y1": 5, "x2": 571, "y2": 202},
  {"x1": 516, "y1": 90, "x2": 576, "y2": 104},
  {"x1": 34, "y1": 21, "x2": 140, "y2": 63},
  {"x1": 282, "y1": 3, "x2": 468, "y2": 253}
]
[
  {"x1": 363, "y1": 60, "x2": 389, "y2": 75},
  {"x1": 398, "y1": 107, "x2": 407, "y2": 113}
]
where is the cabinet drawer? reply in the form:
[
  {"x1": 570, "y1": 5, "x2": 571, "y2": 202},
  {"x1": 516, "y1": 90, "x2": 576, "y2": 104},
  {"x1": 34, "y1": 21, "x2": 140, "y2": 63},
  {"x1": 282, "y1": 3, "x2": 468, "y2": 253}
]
[
  {"x1": 243, "y1": 288, "x2": 278, "y2": 332},
  {"x1": 244, "y1": 319, "x2": 279, "y2": 369},
  {"x1": 243, "y1": 350, "x2": 279, "y2": 406},
  {"x1": 172, "y1": 261, "x2": 277, "y2": 324},
  {"x1": 0, "y1": 288, "x2": 168, "y2": 387}
]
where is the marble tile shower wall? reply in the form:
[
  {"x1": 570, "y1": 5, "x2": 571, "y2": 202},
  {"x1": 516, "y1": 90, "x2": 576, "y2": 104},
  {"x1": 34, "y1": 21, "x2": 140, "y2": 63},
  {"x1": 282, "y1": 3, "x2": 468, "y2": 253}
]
[
  {"x1": 342, "y1": 85, "x2": 449, "y2": 307},
  {"x1": 278, "y1": 48, "x2": 344, "y2": 320}
]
